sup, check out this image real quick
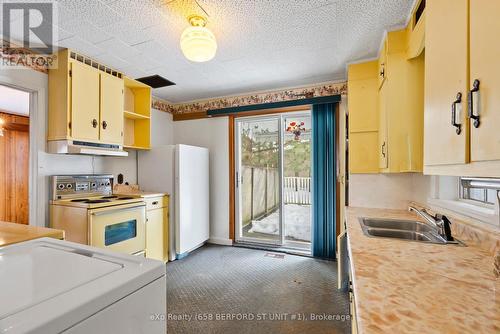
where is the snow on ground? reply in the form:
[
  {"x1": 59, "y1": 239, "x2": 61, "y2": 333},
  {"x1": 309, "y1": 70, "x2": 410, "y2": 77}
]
[{"x1": 248, "y1": 204, "x2": 311, "y2": 242}]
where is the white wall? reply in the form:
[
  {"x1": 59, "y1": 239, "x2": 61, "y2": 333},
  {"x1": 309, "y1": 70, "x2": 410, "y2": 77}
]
[
  {"x1": 151, "y1": 108, "x2": 174, "y2": 147},
  {"x1": 173, "y1": 117, "x2": 230, "y2": 245},
  {"x1": 348, "y1": 173, "x2": 433, "y2": 210}
]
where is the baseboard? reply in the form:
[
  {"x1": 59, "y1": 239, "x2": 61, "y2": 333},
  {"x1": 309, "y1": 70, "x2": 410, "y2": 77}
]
[{"x1": 207, "y1": 237, "x2": 233, "y2": 246}]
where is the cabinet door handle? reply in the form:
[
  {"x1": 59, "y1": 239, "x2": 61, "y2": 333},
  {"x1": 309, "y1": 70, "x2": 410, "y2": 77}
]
[
  {"x1": 92, "y1": 119, "x2": 98, "y2": 128},
  {"x1": 468, "y1": 79, "x2": 480, "y2": 128},
  {"x1": 381, "y1": 141, "x2": 386, "y2": 158},
  {"x1": 102, "y1": 120, "x2": 108, "y2": 129},
  {"x1": 379, "y1": 63, "x2": 385, "y2": 78},
  {"x1": 451, "y1": 92, "x2": 462, "y2": 135}
]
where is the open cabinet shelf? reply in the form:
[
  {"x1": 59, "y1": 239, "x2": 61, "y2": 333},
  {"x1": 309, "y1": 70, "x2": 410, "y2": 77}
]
[
  {"x1": 123, "y1": 77, "x2": 151, "y2": 150},
  {"x1": 124, "y1": 110, "x2": 150, "y2": 120}
]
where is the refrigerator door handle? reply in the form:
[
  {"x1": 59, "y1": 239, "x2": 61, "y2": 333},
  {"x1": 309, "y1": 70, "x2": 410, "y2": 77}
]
[{"x1": 236, "y1": 171, "x2": 239, "y2": 188}]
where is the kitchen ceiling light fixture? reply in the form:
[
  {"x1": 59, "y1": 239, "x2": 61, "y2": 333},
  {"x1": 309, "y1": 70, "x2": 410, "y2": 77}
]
[{"x1": 180, "y1": 15, "x2": 217, "y2": 62}]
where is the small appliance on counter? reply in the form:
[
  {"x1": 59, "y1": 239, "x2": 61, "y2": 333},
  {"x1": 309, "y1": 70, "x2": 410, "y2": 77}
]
[
  {"x1": 0, "y1": 237, "x2": 166, "y2": 333},
  {"x1": 138, "y1": 144, "x2": 209, "y2": 261},
  {"x1": 50, "y1": 175, "x2": 146, "y2": 255}
]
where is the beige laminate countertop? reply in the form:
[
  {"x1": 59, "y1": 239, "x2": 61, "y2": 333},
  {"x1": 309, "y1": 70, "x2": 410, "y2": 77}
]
[
  {"x1": 346, "y1": 207, "x2": 499, "y2": 334},
  {"x1": 0, "y1": 221, "x2": 64, "y2": 247}
]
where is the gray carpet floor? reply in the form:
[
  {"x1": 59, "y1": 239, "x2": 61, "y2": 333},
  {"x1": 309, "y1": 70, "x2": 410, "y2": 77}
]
[{"x1": 166, "y1": 244, "x2": 350, "y2": 334}]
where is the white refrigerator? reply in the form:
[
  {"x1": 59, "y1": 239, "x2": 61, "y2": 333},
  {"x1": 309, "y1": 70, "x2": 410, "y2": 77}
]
[{"x1": 138, "y1": 144, "x2": 209, "y2": 261}]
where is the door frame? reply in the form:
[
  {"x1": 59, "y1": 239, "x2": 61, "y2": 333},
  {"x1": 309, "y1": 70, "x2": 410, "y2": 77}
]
[
  {"x1": 0, "y1": 75, "x2": 41, "y2": 226},
  {"x1": 233, "y1": 110, "x2": 312, "y2": 248}
]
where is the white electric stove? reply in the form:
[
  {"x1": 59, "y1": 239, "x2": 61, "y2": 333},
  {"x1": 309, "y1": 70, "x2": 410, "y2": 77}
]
[
  {"x1": 0, "y1": 238, "x2": 166, "y2": 334},
  {"x1": 50, "y1": 175, "x2": 146, "y2": 255}
]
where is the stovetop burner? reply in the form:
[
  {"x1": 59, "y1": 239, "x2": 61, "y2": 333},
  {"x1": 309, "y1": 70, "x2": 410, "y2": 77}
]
[
  {"x1": 117, "y1": 197, "x2": 134, "y2": 200},
  {"x1": 71, "y1": 199, "x2": 89, "y2": 202},
  {"x1": 85, "y1": 199, "x2": 111, "y2": 204},
  {"x1": 101, "y1": 196, "x2": 118, "y2": 199}
]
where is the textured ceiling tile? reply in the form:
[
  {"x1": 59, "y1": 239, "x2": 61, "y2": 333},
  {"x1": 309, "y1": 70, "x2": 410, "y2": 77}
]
[
  {"x1": 98, "y1": 21, "x2": 155, "y2": 46},
  {"x1": 51, "y1": 0, "x2": 414, "y2": 102},
  {"x1": 57, "y1": 36, "x2": 105, "y2": 57},
  {"x1": 105, "y1": 0, "x2": 165, "y2": 30},
  {"x1": 56, "y1": 0, "x2": 123, "y2": 27},
  {"x1": 57, "y1": 19, "x2": 112, "y2": 44},
  {"x1": 95, "y1": 38, "x2": 141, "y2": 59},
  {"x1": 54, "y1": 26, "x2": 75, "y2": 41},
  {"x1": 119, "y1": 65, "x2": 147, "y2": 79},
  {"x1": 100, "y1": 54, "x2": 131, "y2": 70}
]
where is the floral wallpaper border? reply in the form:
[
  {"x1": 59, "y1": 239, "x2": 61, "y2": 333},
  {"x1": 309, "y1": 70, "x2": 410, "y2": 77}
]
[
  {"x1": 1, "y1": 41, "x2": 48, "y2": 74},
  {"x1": 152, "y1": 81, "x2": 347, "y2": 115}
]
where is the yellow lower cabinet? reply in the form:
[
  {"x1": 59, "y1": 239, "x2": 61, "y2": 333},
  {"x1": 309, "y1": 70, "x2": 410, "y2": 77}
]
[{"x1": 145, "y1": 196, "x2": 169, "y2": 262}]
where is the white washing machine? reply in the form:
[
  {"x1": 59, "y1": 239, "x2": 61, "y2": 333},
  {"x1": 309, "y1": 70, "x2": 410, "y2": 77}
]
[{"x1": 0, "y1": 238, "x2": 166, "y2": 334}]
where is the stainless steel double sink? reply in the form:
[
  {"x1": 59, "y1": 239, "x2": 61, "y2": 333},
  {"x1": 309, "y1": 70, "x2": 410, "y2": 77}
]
[{"x1": 359, "y1": 218, "x2": 462, "y2": 245}]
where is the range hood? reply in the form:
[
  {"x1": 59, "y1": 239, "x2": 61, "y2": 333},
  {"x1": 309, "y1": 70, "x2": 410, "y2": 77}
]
[{"x1": 48, "y1": 140, "x2": 128, "y2": 157}]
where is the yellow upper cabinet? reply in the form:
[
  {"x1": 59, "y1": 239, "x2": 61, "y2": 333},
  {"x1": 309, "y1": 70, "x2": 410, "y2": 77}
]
[
  {"x1": 70, "y1": 61, "x2": 100, "y2": 142},
  {"x1": 348, "y1": 20, "x2": 425, "y2": 174},
  {"x1": 378, "y1": 39, "x2": 387, "y2": 88},
  {"x1": 469, "y1": 0, "x2": 500, "y2": 162},
  {"x1": 123, "y1": 77, "x2": 152, "y2": 150},
  {"x1": 424, "y1": 0, "x2": 500, "y2": 176},
  {"x1": 407, "y1": 0, "x2": 426, "y2": 59},
  {"x1": 48, "y1": 49, "x2": 126, "y2": 147},
  {"x1": 424, "y1": 0, "x2": 469, "y2": 166},
  {"x1": 378, "y1": 83, "x2": 388, "y2": 169},
  {"x1": 100, "y1": 73, "x2": 124, "y2": 145},
  {"x1": 381, "y1": 29, "x2": 424, "y2": 173},
  {"x1": 348, "y1": 61, "x2": 380, "y2": 173}
]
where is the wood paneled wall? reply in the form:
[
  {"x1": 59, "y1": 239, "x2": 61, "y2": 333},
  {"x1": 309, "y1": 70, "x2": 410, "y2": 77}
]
[{"x1": 0, "y1": 112, "x2": 29, "y2": 224}]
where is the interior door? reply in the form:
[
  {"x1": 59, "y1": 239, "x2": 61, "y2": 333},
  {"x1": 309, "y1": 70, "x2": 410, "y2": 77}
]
[
  {"x1": 0, "y1": 112, "x2": 29, "y2": 224},
  {"x1": 424, "y1": 0, "x2": 469, "y2": 165},
  {"x1": 235, "y1": 116, "x2": 282, "y2": 245},
  {"x1": 70, "y1": 61, "x2": 100, "y2": 141},
  {"x1": 99, "y1": 73, "x2": 124, "y2": 145},
  {"x1": 469, "y1": 0, "x2": 500, "y2": 162}
]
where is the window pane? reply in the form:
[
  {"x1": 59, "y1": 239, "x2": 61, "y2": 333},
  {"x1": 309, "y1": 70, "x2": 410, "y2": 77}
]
[
  {"x1": 468, "y1": 188, "x2": 485, "y2": 202},
  {"x1": 486, "y1": 189, "x2": 498, "y2": 204}
]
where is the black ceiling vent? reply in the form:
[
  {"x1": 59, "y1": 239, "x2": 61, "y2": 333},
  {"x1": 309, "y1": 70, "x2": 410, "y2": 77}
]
[{"x1": 136, "y1": 75, "x2": 175, "y2": 88}]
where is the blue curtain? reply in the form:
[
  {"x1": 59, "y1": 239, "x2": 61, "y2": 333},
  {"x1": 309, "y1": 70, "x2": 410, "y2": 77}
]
[{"x1": 311, "y1": 103, "x2": 336, "y2": 259}]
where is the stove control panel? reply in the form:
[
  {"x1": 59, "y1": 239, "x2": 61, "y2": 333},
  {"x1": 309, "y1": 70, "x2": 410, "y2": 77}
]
[{"x1": 52, "y1": 175, "x2": 113, "y2": 200}]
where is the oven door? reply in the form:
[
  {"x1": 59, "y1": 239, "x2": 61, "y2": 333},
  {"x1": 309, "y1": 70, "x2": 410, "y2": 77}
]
[{"x1": 89, "y1": 203, "x2": 146, "y2": 255}]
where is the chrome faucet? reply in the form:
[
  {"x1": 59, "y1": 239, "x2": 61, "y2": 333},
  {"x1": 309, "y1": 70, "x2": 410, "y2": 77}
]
[{"x1": 408, "y1": 206, "x2": 454, "y2": 241}]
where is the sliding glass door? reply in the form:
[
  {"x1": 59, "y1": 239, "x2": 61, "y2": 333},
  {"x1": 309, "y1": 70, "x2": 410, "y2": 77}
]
[
  {"x1": 235, "y1": 111, "x2": 311, "y2": 251},
  {"x1": 235, "y1": 116, "x2": 282, "y2": 245}
]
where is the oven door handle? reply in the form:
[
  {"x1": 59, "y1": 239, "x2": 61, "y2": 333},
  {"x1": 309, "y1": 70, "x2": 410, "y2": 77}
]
[{"x1": 90, "y1": 205, "x2": 145, "y2": 216}]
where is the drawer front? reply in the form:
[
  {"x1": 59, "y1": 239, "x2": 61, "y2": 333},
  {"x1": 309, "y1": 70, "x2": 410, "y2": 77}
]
[{"x1": 145, "y1": 196, "x2": 168, "y2": 210}]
